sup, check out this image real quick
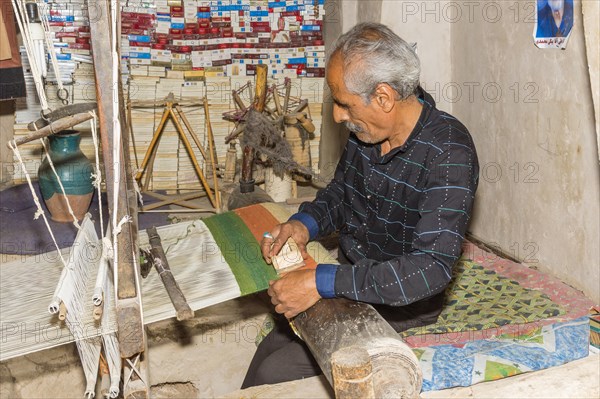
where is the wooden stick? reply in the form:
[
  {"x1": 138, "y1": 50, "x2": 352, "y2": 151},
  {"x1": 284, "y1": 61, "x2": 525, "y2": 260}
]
[
  {"x1": 27, "y1": 102, "x2": 97, "y2": 131},
  {"x1": 136, "y1": 105, "x2": 170, "y2": 190},
  {"x1": 272, "y1": 84, "x2": 283, "y2": 116},
  {"x1": 283, "y1": 78, "x2": 292, "y2": 113},
  {"x1": 240, "y1": 65, "x2": 269, "y2": 191},
  {"x1": 203, "y1": 99, "x2": 221, "y2": 212},
  {"x1": 126, "y1": 100, "x2": 140, "y2": 169},
  {"x1": 232, "y1": 91, "x2": 247, "y2": 111},
  {"x1": 174, "y1": 103, "x2": 209, "y2": 161},
  {"x1": 141, "y1": 191, "x2": 207, "y2": 211},
  {"x1": 147, "y1": 227, "x2": 194, "y2": 321},
  {"x1": 140, "y1": 208, "x2": 216, "y2": 214},
  {"x1": 130, "y1": 98, "x2": 204, "y2": 108},
  {"x1": 170, "y1": 107, "x2": 218, "y2": 209},
  {"x1": 11, "y1": 112, "x2": 94, "y2": 147}
]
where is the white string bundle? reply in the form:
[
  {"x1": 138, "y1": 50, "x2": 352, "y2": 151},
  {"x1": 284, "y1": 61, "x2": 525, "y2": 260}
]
[
  {"x1": 36, "y1": 0, "x2": 67, "y2": 92},
  {"x1": 11, "y1": 0, "x2": 49, "y2": 111},
  {"x1": 54, "y1": 216, "x2": 102, "y2": 398}
]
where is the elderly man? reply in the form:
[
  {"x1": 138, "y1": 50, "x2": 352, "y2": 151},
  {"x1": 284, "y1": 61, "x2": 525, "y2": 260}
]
[{"x1": 241, "y1": 22, "x2": 479, "y2": 388}]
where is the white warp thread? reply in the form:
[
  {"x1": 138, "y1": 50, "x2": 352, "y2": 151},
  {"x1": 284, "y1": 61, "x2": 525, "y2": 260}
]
[
  {"x1": 37, "y1": 0, "x2": 66, "y2": 92},
  {"x1": 90, "y1": 111, "x2": 105, "y2": 235}
]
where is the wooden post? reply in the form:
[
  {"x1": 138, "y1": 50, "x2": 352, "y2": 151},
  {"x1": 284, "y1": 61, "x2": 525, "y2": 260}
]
[
  {"x1": 88, "y1": 0, "x2": 145, "y2": 360},
  {"x1": 239, "y1": 64, "x2": 268, "y2": 193},
  {"x1": 291, "y1": 298, "x2": 423, "y2": 398}
]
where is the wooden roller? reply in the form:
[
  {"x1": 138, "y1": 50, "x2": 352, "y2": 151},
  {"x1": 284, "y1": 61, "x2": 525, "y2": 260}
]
[{"x1": 292, "y1": 298, "x2": 423, "y2": 398}]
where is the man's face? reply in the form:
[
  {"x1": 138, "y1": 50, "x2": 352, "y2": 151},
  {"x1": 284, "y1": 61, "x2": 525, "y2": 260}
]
[
  {"x1": 326, "y1": 52, "x2": 387, "y2": 145},
  {"x1": 548, "y1": 0, "x2": 564, "y2": 13}
]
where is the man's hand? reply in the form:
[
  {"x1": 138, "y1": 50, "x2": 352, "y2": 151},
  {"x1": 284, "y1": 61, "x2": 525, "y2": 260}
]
[
  {"x1": 261, "y1": 220, "x2": 310, "y2": 264},
  {"x1": 267, "y1": 269, "x2": 321, "y2": 318}
]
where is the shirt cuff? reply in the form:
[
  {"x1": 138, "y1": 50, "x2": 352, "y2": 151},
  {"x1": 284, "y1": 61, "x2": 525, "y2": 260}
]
[
  {"x1": 315, "y1": 264, "x2": 338, "y2": 299},
  {"x1": 288, "y1": 212, "x2": 319, "y2": 240}
]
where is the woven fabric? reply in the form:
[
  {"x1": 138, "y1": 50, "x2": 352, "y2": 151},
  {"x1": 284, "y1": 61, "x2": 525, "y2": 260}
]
[
  {"x1": 401, "y1": 258, "x2": 565, "y2": 337},
  {"x1": 0, "y1": 203, "x2": 338, "y2": 360}
]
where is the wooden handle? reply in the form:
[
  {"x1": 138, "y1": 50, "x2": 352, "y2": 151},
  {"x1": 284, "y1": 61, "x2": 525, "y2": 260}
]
[
  {"x1": 254, "y1": 64, "x2": 268, "y2": 112},
  {"x1": 148, "y1": 227, "x2": 194, "y2": 321}
]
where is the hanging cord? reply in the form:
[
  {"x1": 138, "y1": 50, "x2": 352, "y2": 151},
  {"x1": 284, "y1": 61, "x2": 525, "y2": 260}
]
[
  {"x1": 11, "y1": 0, "x2": 50, "y2": 111},
  {"x1": 90, "y1": 111, "x2": 105, "y2": 235},
  {"x1": 8, "y1": 140, "x2": 68, "y2": 268}
]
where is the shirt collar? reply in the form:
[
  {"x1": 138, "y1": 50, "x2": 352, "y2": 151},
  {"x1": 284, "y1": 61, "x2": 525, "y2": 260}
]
[{"x1": 371, "y1": 86, "x2": 435, "y2": 163}]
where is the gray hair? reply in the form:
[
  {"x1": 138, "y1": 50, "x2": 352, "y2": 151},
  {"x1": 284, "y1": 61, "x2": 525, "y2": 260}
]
[{"x1": 329, "y1": 23, "x2": 421, "y2": 102}]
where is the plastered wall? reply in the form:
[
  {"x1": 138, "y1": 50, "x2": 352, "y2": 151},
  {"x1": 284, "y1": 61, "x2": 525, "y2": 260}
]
[{"x1": 450, "y1": 0, "x2": 599, "y2": 303}]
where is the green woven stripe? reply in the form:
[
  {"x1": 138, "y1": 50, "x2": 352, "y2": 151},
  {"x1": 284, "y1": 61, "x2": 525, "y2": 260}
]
[{"x1": 203, "y1": 212, "x2": 277, "y2": 295}]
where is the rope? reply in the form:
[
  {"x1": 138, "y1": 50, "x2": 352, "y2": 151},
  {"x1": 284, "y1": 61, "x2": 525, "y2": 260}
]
[
  {"x1": 39, "y1": 138, "x2": 81, "y2": 230},
  {"x1": 8, "y1": 140, "x2": 67, "y2": 267},
  {"x1": 90, "y1": 111, "x2": 105, "y2": 235}
]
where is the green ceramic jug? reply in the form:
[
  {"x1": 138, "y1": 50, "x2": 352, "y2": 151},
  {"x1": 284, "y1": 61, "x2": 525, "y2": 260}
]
[{"x1": 38, "y1": 130, "x2": 94, "y2": 222}]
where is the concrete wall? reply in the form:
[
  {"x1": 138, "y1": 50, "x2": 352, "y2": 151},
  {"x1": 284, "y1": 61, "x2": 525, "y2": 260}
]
[{"x1": 451, "y1": 0, "x2": 600, "y2": 303}]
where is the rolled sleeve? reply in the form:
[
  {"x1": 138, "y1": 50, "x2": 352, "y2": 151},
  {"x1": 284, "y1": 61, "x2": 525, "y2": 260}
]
[
  {"x1": 315, "y1": 264, "x2": 338, "y2": 299},
  {"x1": 288, "y1": 212, "x2": 319, "y2": 241}
]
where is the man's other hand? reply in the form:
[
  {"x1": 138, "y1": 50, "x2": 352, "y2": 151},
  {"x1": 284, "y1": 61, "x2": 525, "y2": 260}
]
[
  {"x1": 261, "y1": 220, "x2": 310, "y2": 264},
  {"x1": 267, "y1": 269, "x2": 320, "y2": 319}
]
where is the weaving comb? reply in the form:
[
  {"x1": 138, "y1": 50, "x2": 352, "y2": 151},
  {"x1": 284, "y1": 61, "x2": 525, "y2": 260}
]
[{"x1": 272, "y1": 238, "x2": 305, "y2": 274}]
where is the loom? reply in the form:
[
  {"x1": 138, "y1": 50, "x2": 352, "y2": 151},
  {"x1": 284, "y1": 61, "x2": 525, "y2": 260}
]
[
  {"x1": 5, "y1": 1, "x2": 422, "y2": 397},
  {"x1": 0, "y1": 203, "x2": 424, "y2": 397}
]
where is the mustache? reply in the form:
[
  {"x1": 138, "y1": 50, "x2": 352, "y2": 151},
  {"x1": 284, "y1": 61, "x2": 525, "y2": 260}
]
[{"x1": 344, "y1": 121, "x2": 365, "y2": 134}]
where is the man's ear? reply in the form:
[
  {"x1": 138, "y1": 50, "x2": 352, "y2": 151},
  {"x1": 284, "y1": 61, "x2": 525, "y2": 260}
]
[{"x1": 374, "y1": 83, "x2": 396, "y2": 113}]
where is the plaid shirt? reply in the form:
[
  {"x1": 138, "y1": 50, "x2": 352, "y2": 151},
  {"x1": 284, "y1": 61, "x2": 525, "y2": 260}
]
[{"x1": 290, "y1": 88, "x2": 479, "y2": 306}]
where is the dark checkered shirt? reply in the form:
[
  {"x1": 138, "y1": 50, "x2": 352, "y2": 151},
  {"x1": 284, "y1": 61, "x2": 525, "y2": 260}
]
[{"x1": 290, "y1": 87, "x2": 479, "y2": 307}]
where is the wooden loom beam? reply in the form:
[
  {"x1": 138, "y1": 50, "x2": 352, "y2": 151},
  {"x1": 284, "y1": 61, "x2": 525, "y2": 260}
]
[{"x1": 88, "y1": 0, "x2": 147, "y2": 372}]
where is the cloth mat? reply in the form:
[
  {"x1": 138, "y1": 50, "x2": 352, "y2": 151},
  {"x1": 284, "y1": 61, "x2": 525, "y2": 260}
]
[
  {"x1": 401, "y1": 258, "x2": 565, "y2": 336},
  {"x1": 0, "y1": 183, "x2": 171, "y2": 254}
]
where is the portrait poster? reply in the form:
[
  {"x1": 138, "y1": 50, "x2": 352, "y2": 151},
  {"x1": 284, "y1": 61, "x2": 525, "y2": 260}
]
[{"x1": 534, "y1": 0, "x2": 574, "y2": 49}]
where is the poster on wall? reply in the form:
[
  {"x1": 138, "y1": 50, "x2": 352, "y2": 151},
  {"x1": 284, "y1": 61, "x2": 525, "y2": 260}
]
[{"x1": 534, "y1": 0, "x2": 574, "y2": 49}]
